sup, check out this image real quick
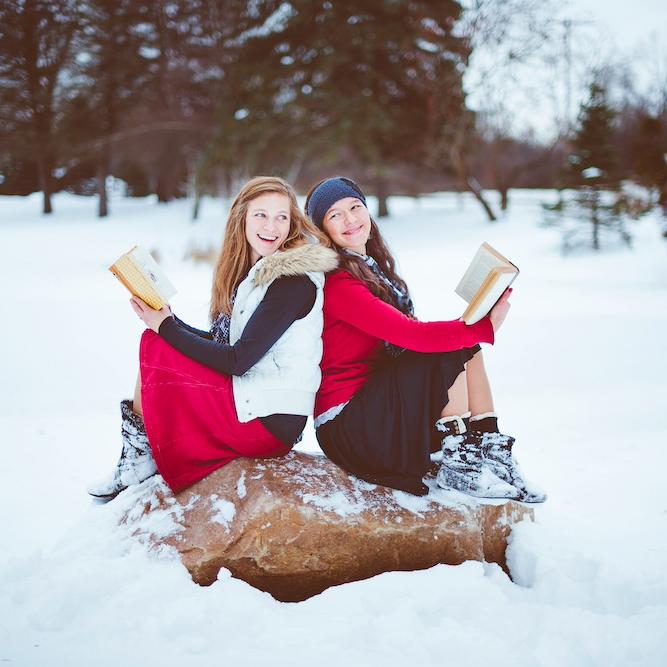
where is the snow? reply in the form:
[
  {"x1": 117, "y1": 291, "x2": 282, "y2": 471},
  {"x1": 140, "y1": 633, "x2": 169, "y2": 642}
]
[
  {"x1": 300, "y1": 490, "x2": 367, "y2": 517},
  {"x1": 1, "y1": 190, "x2": 666, "y2": 665},
  {"x1": 209, "y1": 495, "x2": 236, "y2": 528},
  {"x1": 236, "y1": 471, "x2": 247, "y2": 499}
]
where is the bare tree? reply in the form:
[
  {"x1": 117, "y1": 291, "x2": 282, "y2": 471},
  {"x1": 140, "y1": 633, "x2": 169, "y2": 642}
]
[{"x1": 456, "y1": 2, "x2": 625, "y2": 215}]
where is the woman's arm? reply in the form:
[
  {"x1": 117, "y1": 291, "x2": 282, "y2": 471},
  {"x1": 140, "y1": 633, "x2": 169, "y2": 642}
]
[
  {"x1": 326, "y1": 271, "x2": 494, "y2": 351},
  {"x1": 158, "y1": 275, "x2": 316, "y2": 376},
  {"x1": 171, "y1": 315, "x2": 213, "y2": 339}
]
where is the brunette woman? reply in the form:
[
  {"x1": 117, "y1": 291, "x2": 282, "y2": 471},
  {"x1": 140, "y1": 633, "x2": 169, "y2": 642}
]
[
  {"x1": 305, "y1": 176, "x2": 545, "y2": 502},
  {"x1": 89, "y1": 176, "x2": 337, "y2": 499}
]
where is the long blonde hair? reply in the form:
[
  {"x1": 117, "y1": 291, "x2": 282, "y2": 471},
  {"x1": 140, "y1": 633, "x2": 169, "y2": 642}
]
[{"x1": 210, "y1": 176, "x2": 329, "y2": 321}]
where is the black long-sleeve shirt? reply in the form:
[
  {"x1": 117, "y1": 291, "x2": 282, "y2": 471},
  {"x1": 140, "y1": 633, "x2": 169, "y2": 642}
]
[{"x1": 158, "y1": 275, "x2": 317, "y2": 445}]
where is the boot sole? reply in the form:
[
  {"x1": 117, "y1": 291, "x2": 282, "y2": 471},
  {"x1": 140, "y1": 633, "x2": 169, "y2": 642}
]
[
  {"x1": 87, "y1": 471, "x2": 158, "y2": 502},
  {"x1": 485, "y1": 463, "x2": 547, "y2": 503},
  {"x1": 436, "y1": 466, "x2": 519, "y2": 499},
  {"x1": 87, "y1": 486, "x2": 125, "y2": 501}
]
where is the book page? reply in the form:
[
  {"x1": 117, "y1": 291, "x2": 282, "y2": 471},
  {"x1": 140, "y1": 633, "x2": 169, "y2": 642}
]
[
  {"x1": 110, "y1": 255, "x2": 163, "y2": 309},
  {"x1": 455, "y1": 243, "x2": 512, "y2": 303},
  {"x1": 462, "y1": 269, "x2": 517, "y2": 324},
  {"x1": 129, "y1": 247, "x2": 177, "y2": 303}
]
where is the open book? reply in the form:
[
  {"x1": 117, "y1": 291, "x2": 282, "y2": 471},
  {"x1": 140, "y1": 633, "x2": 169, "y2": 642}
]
[
  {"x1": 455, "y1": 242, "x2": 519, "y2": 325},
  {"x1": 109, "y1": 245, "x2": 177, "y2": 310}
]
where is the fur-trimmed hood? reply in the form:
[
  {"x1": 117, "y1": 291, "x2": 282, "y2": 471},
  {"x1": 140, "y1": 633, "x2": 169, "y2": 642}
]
[
  {"x1": 253, "y1": 243, "x2": 338, "y2": 286},
  {"x1": 232, "y1": 242, "x2": 335, "y2": 423}
]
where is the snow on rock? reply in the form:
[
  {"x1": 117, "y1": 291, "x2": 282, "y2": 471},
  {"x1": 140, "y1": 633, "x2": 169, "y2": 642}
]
[
  {"x1": 117, "y1": 451, "x2": 532, "y2": 602},
  {"x1": 236, "y1": 471, "x2": 247, "y2": 499},
  {"x1": 208, "y1": 495, "x2": 236, "y2": 529}
]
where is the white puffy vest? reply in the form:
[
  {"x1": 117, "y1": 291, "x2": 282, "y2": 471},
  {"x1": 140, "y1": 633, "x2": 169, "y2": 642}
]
[{"x1": 230, "y1": 258, "x2": 325, "y2": 423}]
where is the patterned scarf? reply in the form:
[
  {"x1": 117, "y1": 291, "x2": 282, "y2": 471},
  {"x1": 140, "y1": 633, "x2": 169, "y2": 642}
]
[
  {"x1": 209, "y1": 282, "x2": 304, "y2": 444},
  {"x1": 344, "y1": 250, "x2": 414, "y2": 358},
  {"x1": 210, "y1": 286, "x2": 238, "y2": 344}
]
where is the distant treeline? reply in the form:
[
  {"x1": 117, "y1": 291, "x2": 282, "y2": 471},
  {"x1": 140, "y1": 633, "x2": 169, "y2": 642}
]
[{"x1": 1, "y1": 1, "x2": 665, "y2": 220}]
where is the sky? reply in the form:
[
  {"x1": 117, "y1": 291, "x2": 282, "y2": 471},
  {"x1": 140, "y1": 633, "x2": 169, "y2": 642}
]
[
  {"x1": 464, "y1": 0, "x2": 667, "y2": 141},
  {"x1": 560, "y1": 0, "x2": 667, "y2": 111},
  {"x1": 573, "y1": 0, "x2": 666, "y2": 50}
]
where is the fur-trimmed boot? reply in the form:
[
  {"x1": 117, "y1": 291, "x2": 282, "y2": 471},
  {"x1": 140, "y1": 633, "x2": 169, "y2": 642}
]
[
  {"x1": 87, "y1": 400, "x2": 158, "y2": 500},
  {"x1": 435, "y1": 415, "x2": 518, "y2": 499},
  {"x1": 470, "y1": 413, "x2": 547, "y2": 504}
]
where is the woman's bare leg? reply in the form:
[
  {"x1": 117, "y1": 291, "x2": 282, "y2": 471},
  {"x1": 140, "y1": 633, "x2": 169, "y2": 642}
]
[
  {"x1": 441, "y1": 369, "x2": 469, "y2": 417},
  {"x1": 133, "y1": 372, "x2": 143, "y2": 416},
  {"x1": 465, "y1": 350, "x2": 494, "y2": 416}
]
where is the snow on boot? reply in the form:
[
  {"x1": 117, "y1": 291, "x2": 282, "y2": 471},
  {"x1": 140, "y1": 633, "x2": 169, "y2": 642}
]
[
  {"x1": 478, "y1": 431, "x2": 547, "y2": 503},
  {"x1": 435, "y1": 416, "x2": 518, "y2": 499},
  {"x1": 87, "y1": 400, "x2": 157, "y2": 500}
]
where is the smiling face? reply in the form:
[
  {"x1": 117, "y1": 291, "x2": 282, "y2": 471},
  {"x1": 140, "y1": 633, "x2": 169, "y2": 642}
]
[
  {"x1": 322, "y1": 197, "x2": 371, "y2": 254},
  {"x1": 245, "y1": 192, "x2": 291, "y2": 264}
]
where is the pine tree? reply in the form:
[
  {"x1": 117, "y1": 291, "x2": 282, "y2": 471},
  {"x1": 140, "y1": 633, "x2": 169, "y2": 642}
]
[
  {"x1": 205, "y1": 0, "x2": 468, "y2": 216},
  {"x1": 72, "y1": 1, "x2": 155, "y2": 217},
  {"x1": 565, "y1": 82, "x2": 626, "y2": 250},
  {"x1": 0, "y1": 0, "x2": 79, "y2": 214},
  {"x1": 569, "y1": 82, "x2": 618, "y2": 187},
  {"x1": 632, "y1": 111, "x2": 667, "y2": 208},
  {"x1": 135, "y1": 0, "x2": 232, "y2": 205}
]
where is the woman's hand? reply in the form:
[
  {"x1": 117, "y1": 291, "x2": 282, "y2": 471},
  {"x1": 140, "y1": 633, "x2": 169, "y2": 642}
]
[
  {"x1": 130, "y1": 296, "x2": 172, "y2": 333},
  {"x1": 489, "y1": 287, "x2": 512, "y2": 333}
]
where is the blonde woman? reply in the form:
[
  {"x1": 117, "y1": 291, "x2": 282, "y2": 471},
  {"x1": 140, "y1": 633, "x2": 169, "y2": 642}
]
[{"x1": 89, "y1": 177, "x2": 337, "y2": 499}]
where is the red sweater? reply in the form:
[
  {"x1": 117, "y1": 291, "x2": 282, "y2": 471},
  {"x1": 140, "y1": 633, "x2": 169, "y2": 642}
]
[{"x1": 314, "y1": 270, "x2": 495, "y2": 417}]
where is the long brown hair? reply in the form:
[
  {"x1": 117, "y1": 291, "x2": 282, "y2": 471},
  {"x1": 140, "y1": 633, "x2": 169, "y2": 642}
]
[
  {"x1": 305, "y1": 178, "x2": 410, "y2": 308},
  {"x1": 211, "y1": 176, "x2": 329, "y2": 321}
]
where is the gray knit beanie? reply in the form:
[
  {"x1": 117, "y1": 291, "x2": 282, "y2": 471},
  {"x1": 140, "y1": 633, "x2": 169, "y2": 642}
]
[{"x1": 306, "y1": 176, "x2": 367, "y2": 228}]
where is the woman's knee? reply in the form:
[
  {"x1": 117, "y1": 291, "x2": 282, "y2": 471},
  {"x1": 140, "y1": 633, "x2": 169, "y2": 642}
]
[
  {"x1": 133, "y1": 372, "x2": 143, "y2": 416},
  {"x1": 442, "y1": 369, "x2": 469, "y2": 417}
]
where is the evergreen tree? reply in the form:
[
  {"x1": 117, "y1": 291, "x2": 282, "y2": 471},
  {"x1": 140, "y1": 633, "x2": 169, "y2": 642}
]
[
  {"x1": 569, "y1": 82, "x2": 618, "y2": 187},
  {"x1": 136, "y1": 0, "x2": 232, "y2": 204},
  {"x1": 0, "y1": 0, "x2": 79, "y2": 214},
  {"x1": 206, "y1": 0, "x2": 468, "y2": 216},
  {"x1": 565, "y1": 82, "x2": 626, "y2": 251},
  {"x1": 72, "y1": 1, "x2": 154, "y2": 217},
  {"x1": 632, "y1": 111, "x2": 667, "y2": 208}
]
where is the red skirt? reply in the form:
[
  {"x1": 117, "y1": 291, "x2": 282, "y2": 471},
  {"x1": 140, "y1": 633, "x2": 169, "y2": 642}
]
[{"x1": 139, "y1": 330, "x2": 291, "y2": 493}]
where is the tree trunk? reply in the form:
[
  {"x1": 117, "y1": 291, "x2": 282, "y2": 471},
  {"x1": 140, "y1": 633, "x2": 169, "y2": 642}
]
[
  {"x1": 450, "y1": 146, "x2": 497, "y2": 222},
  {"x1": 37, "y1": 156, "x2": 52, "y2": 214},
  {"x1": 500, "y1": 186, "x2": 509, "y2": 211},
  {"x1": 156, "y1": 169, "x2": 172, "y2": 203},
  {"x1": 42, "y1": 188, "x2": 53, "y2": 215},
  {"x1": 466, "y1": 176, "x2": 497, "y2": 221},
  {"x1": 192, "y1": 190, "x2": 201, "y2": 221},
  {"x1": 188, "y1": 159, "x2": 201, "y2": 222},
  {"x1": 96, "y1": 162, "x2": 108, "y2": 218},
  {"x1": 491, "y1": 165, "x2": 510, "y2": 212},
  {"x1": 591, "y1": 189, "x2": 599, "y2": 250},
  {"x1": 375, "y1": 176, "x2": 389, "y2": 217}
]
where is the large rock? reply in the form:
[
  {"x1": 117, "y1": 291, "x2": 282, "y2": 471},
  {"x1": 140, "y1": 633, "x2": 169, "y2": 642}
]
[{"x1": 120, "y1": 451, "x2": 533, "y2": 602}]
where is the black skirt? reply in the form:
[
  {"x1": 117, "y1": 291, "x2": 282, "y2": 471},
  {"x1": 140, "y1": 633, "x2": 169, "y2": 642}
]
[{"x1": 316, "y1": 345, "x2": 481, "y2": 496}]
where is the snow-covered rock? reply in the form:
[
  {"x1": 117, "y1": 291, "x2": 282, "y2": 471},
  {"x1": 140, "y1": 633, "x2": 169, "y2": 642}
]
[{"x1": 119, "y1": 452, "x2": 532, "y2": 601}]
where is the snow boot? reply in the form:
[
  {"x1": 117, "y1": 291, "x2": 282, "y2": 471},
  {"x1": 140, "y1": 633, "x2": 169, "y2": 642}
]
[
  {"x1": 477, "y1": 430, "x2": 547, "y2": 503},
  {"x1": 87, "y1": 400, "x2": 158, "y2": 500},
  {"x1": 435, "y1": 415, "x2": 518, "y2": 499},
  {"x1": 469, "y1": 412, "x2": 547, "y2": 503}
]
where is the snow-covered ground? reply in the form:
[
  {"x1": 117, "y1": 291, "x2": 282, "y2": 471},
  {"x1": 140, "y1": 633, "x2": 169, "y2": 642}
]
[{"x1": 1, "y1": 190, "x2": 666, "y2": 666}]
